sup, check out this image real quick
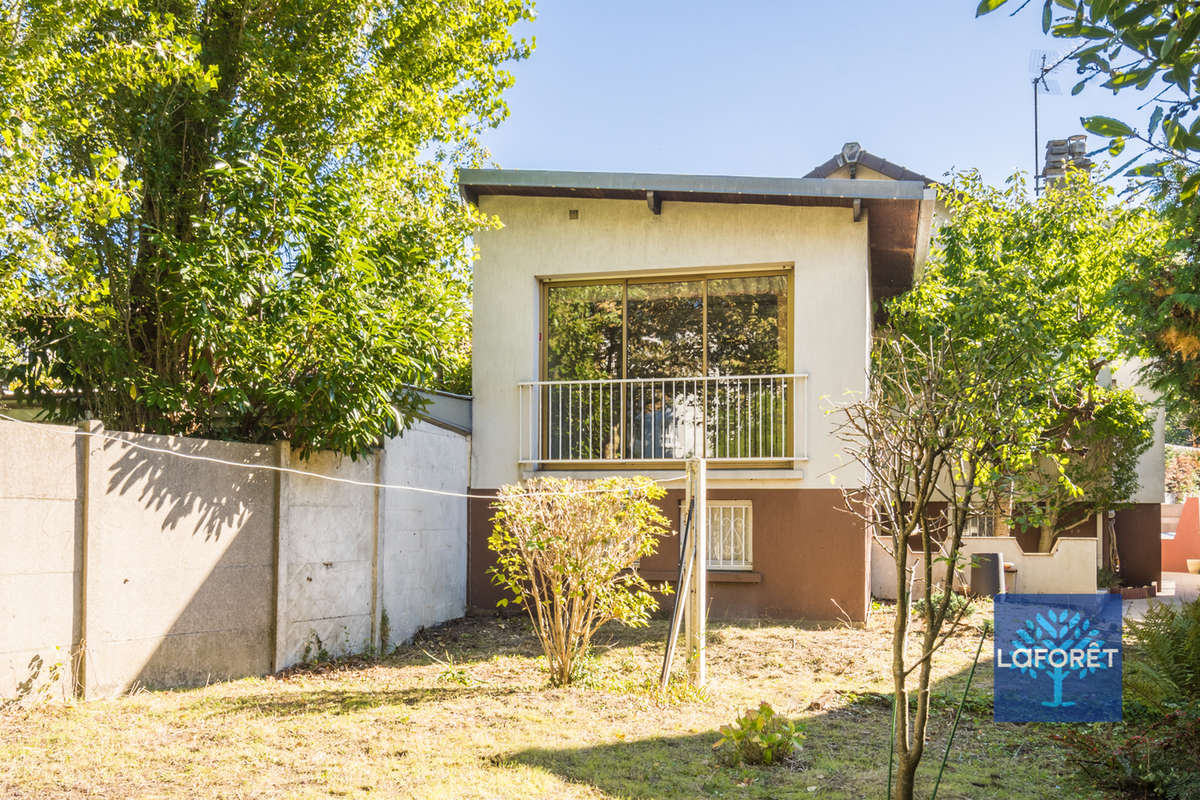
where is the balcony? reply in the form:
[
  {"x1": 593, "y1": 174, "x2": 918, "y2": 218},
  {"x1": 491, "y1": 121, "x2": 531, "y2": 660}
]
[{"x1": 517, "y1": 373, "x2": 807, "y2": 467}]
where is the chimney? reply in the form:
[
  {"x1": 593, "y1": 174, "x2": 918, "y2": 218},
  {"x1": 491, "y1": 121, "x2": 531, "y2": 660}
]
[{"x1": 1042, "y1": 134, "x2": 1092, "y2": 184}]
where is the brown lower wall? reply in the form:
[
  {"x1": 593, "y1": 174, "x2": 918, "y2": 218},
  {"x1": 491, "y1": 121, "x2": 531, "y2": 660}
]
[
  {"x1": 468, "y1": 487, "x2": 868, "y2": 622},
  {"x1": 1116, "y1": 503, "x2": 1162, "y2": 587}
]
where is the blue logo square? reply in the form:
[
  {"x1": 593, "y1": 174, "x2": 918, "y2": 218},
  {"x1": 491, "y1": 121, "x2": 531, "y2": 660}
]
[{"x1": 993, "y1": 593, "x2": 1122, "y2": 722}]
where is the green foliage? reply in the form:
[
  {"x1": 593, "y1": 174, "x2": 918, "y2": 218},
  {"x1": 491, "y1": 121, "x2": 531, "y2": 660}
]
[
  {"x1": 487, "y1": 476, "x2": 672, "y2": 686},
  {"x1": 1097, "y1": 565, "x2": 1121, "y2": 590},
  {"x1": 912, "y1": 590, "x2": 973, "y2": 621},
  {"x1": 1165, "y1": 444, "x2": 1200, "y2": 497},
  {"x1": 889, "y1": 170, "x2": 1158, "y2": 550},
  {"x1": 1122, "y1": 168, "x2": 1200, "y2": 440},
  {"x1": 1165, "y1": 405, "x2": 1198, "y2": 446},
  {"x1": 1058, "y1": 598, "x2": 1200, "y2": 799},
  {"x1": 1124, "y1": 596, "x2": 1200, "y2": 716},
  {"x1": 1057, "y1": 704, "x2": 1200, "y2": 800},
  {"x1": 425, "y1": 649, "x2": 476, "y2": 687},
  {"x1": 980, "y1": 0, "x2": 1200, "y2": 185},
  {"x1": 0, "y1": 0, "x2": 532, "y2": 455},
  {"x1": 713, "y1": 702, "x2": 805, "y2": 767}
]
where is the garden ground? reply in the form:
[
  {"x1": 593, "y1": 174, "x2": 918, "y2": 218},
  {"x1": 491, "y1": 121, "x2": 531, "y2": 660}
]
[{"x1": 0, "y1": 602, "x2": 1106, "y2": 799}]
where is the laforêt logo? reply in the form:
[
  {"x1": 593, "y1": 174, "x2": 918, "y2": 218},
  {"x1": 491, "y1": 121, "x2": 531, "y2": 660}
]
[{"x1": 993, "y1": 593, "x2": 1122, "y2": 723}]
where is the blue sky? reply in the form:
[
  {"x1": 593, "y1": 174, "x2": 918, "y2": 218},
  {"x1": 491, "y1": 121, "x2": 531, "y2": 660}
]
[{"x1": 479, "y1": 0, "x2": 1151, "y2": 188}]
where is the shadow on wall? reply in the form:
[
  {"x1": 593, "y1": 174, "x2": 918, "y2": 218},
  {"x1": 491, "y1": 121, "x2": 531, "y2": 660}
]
[
  {"x1": 104, "y1": 434, "x2": 268, "y2": 540},
  {"x1": 83, "y1": 433, "x2": 279, "y2": 695}
]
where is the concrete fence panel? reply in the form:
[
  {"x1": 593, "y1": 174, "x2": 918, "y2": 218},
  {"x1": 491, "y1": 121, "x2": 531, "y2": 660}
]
[
  {"x1": 82, "y1": 429, "x2": 277, "y2": 695},
  {"x1": 379, "y1": 420, "x2": 470, "y2": 649},
  {"x1": 276, "y1": 446, "x2": 380, "y2": 669},
  {"x1": 0, "y1": 415, "x2": 470, "y2": 700},
  {"x1": 0, "y1": 421, "x2": 81, "y2": 700}
]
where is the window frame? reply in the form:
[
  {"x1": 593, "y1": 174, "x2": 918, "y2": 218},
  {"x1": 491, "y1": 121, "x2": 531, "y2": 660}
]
[
  {"x1": 679, "y1": 499, "x2": 755, "y2": 572},
  {"x1": 539, "y1": 264, "x2": 794, "y2": 384}
]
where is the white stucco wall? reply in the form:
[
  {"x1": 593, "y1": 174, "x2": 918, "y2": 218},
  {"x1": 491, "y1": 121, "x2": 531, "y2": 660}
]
[
  {"x1": 471, "y1": 195, "x2": 871, "y2": 490},
  {"x1": 1115, "y1": 359, "x2": 1165, "y2": 504},
  {"x1": 380, "y1": 420, "x2": 469, "y2": 649}
]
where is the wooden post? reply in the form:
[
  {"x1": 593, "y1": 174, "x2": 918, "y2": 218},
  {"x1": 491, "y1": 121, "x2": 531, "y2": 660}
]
[{"x1": 684, "y1": 457, "x2": 707, "y2": 687}]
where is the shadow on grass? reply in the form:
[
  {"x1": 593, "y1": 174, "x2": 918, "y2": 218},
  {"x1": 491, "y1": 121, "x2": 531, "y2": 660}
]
[
  {"x1": 505, "y1": 668, "x2": 1077, "y2": 800},
  {"x1": 397, "y1": 616, "x2": 853, "y2": 670},
  {"x1": 198, "y1": 684, "x2": 528, "y2": 717}
]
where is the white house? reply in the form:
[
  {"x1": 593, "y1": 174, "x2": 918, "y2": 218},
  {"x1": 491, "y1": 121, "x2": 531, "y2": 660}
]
[{"x1": 458, "y1": 143, "x2": 1164, "y2": 620}]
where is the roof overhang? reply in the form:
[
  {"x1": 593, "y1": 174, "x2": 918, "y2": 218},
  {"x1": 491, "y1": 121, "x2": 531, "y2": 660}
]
[{"x1": 458, "y1": 168, "x2": 937, "y2": 300}]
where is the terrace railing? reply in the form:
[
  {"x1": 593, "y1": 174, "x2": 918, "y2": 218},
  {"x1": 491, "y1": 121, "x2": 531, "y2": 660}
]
[{"x1": 517, "y1": 373, "x2": 806, "y2": 466}]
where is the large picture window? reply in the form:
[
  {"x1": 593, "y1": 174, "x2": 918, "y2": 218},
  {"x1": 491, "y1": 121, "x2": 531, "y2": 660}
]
[
  {"x1": 536, "y1": 268, "x2": 793, "y2": 464},
  {"x1": 544, "y1": 269, "x2": 790, "y2": 381}
]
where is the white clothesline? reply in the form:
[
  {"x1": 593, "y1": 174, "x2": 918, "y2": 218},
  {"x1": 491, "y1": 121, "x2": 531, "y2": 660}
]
[{"x1": 0, "y1": 413, "x2": 686, "y2": 499}]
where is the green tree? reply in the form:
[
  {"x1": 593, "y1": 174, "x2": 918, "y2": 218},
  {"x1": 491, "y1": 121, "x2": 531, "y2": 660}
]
[
  {"x1": 977, "y1": 0, "x2": 1200, "y2": 446},
  {"x1": 0, "y1": 0, "x2": 532, "y2": 455},
  {"x1": 838, "y1": 170, "x2": 1158, "y2": 799},
  {"x1": 977, "y1": 0, "x2": 1200, "y2": 185},
  {"x1": 890, "y1": 170, "x2": 1158, "y2": 551}
]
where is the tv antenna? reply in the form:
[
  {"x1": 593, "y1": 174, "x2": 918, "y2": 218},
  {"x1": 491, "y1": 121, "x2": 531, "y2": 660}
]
[{"x1": 1030, "y1": 49, "x2": 1062, "y2": 193}]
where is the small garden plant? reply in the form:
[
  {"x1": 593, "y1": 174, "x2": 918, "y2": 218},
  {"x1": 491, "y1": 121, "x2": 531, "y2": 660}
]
[
  {"x1": 713, "y1": 702, "x2": 806, "y2": 767},
  {"x1": 488, "y1": 475, "x2": 671, "y2": 686}
]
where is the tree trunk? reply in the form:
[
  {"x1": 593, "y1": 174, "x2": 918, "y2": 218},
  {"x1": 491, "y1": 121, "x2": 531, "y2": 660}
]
[
  {"x1": 1037, "y1": 525, "x2": 1056, "y2": 553},
  {"x1": 895, "y1": 757, "x2": 917, "y2": 800}
]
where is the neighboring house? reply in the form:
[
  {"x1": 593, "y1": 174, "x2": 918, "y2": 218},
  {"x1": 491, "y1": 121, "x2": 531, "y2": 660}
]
[{"x1": 458, "y1": 143, "x2": 1164, "y2": 622}]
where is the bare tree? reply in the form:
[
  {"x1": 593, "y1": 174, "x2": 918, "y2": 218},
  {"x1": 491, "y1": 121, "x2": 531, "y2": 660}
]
[{"x1": 835, "y1": 334, "x2": 1009, "y2": 800}]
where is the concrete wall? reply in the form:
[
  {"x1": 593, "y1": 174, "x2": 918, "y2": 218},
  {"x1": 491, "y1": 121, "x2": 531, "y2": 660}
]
[
  {"x1": 380, "y1": 422, "x2": 470, "y2": 648},
  {"x1": 0, "y1": 421, "x2": 81, "y2": 702},
  {"x1": 0, "y1": 417, "x2": 469, "y2": 700},
  {"x1": 276, "y1": 449, "x2": 378, "y2": 669},
  {"x1": 470, "y1": 195, "x2": 871, "y2": 492},
  {"x1": 84, "y1": 429, "x2": 277, "y2": 695}
]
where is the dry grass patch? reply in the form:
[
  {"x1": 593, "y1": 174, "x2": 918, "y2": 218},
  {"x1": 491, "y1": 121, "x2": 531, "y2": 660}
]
[{"x1": 0, "y1": 603, "x2": 1102, "y2": 799}]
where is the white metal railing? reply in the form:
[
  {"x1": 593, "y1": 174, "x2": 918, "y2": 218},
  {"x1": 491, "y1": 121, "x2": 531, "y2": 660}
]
[{"x1": 517, "y1": 373, "x2": 807, "y2": 466}]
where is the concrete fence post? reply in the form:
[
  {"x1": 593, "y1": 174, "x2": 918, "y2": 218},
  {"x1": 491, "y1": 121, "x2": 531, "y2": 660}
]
[
  {"x1": 74, "y1": 420, "x2": 103, "y2": 699},
  {"x1": 271, "y1": 440, "x2": 290, "y2": 673},
  {"x1": 371, "y1": 450, "x2": 384, "y2": 656}
]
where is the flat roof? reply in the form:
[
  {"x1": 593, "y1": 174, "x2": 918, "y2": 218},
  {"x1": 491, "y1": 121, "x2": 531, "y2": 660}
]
[
  {"x1": 458, "y1": 168, "x2": 929, "y2": 205},
  {"x1": 458, "y1": 167, "x2": 937, "y2": 304}
]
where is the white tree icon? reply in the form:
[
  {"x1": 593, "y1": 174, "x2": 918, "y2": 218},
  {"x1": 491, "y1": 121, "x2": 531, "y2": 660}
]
[{"x1": 1010, "y1": 609, "x2": 1109, "y2": 707}]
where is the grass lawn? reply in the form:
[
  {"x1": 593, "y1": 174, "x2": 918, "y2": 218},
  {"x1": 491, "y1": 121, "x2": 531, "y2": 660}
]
[{"x1": 0, "y1": 602, "x2": 1105, "y2": 799}]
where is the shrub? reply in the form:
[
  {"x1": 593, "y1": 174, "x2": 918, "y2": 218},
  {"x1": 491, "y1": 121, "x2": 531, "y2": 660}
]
[
  {"x1": 1057, "y1": 704, "x2": 1200, "y2": 800},
  {"x1": 912, "y1": 590, "x2": 973, "y2": 620},
  {"x1": 1165, "y1": 445, "x2": 1200, "y2": 498},
  {"x1": 488, "y1": 476, "x2": 670, "y2": 686},
  {"x1": 713, "y1": 702, "x2": 806, "y2": 767},
  {"x1": 1058, "y1": 598, "x2": 1200, "y2": 798},
  {"x1": 1124, "y1": 597, "x2": 1200, "y2": 715}
]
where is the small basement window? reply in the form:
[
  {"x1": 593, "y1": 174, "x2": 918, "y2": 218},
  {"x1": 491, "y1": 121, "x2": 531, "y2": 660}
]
[{"x1": 679, "y1": 500, "x2": 753, "y2": 570}]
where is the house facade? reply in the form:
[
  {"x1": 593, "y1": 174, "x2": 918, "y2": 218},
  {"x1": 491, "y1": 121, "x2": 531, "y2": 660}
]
[{"x1": 459, "y1": 144, "x2": 1163, "y2": 622}]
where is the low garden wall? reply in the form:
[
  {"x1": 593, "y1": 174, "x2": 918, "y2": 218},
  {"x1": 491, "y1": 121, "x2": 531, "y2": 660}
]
[{"x1": 871, "y1": 533, "x2": 1098, "y2": 600}]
